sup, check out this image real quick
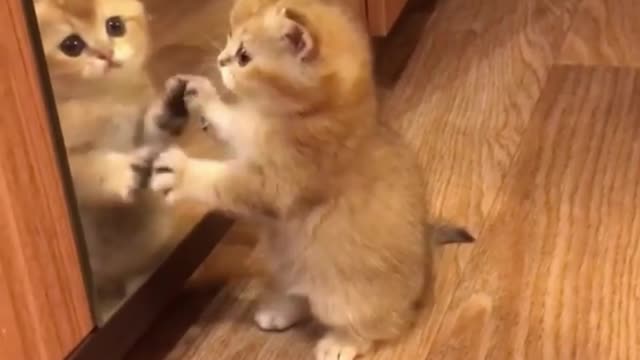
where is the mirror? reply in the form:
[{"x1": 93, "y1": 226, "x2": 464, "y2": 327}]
[{"x1": 30, "y1": 0, "x2": 232, "y2": 324}]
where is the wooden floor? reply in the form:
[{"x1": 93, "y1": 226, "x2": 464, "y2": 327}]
[{"x1": 129, "y1": 0, "x2": 640, "y2": 358}]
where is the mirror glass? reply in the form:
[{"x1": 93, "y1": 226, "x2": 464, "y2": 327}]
[{"x1": 30, "y1": 0, "x2": 232, "y2": 324}]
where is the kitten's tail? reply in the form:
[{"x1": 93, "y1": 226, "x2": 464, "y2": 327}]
[{"x1": 427, "y1": 222, "x2": 476, "y2": 245}]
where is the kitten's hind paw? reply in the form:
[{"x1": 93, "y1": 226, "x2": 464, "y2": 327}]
[{"x1": 315, "y1": 334, "x2": 370, "y2": 360}]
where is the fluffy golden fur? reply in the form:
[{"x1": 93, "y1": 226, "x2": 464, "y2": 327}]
[
  {"x1": 35, "y1": 0, "x2": 184, "y2": 315},
  {"x1": 150, "y1": 0, "x2": 473, "y2": 358}
]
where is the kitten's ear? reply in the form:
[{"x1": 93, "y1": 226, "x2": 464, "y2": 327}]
[{"x1": 276, "y1": 7, "x2": 317, "y2": 61}]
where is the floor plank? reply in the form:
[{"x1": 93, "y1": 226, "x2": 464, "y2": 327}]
[
  {"x1": 385, "y1": 0, "x2": 579, "y2": 234},
  {"x1": 427, "y1": 66, "x2": 640, "y2": 359},
  {"x1": 375, "y1": 0, "x2": 581, "y2": 357},
  {"x1": 559, "y1": 0, "x2": 640, "y2": 66}
]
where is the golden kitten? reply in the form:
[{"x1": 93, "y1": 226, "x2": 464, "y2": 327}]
[
  {"x1": 35, "y1": 0, "x2": 188, "y2": 314},
  {"x1": 150, "y1": 0, "x2": 473, "y2": 358}
]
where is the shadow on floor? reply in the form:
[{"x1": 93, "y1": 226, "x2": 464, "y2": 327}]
[{"x1": 374, "y1": 0, "x2": 439, "y2": 90}]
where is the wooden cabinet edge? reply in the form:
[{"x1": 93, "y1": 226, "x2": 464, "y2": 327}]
[
  {"x1": 0, "y1": 0, "x2": 93, "y2": 358},
  {"x1": 366, "y1": 0, "x2": 408, "y2": 37}
]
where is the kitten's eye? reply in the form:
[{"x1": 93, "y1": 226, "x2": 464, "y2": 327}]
[
  {"x1": 59, "y1": 34, "x2": 86, "y2": 57},
  {"x1": 235, "y1": 44, "x2": 252, "y2": 67},
  {"x1": 106, "y1": 16, "x2": 126, "y2": 37}
]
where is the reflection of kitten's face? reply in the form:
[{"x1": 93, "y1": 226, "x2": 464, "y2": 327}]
[{"x1": 35, "y1": 0, "x2": 149, "y2": 94}]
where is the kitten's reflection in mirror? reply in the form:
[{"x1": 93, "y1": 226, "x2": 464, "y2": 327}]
[{"x1": 34, "y1": 0, "x2": 183, "y2": 322}]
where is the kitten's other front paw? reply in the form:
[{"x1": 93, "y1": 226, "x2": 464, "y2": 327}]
[
  {"x1": 149, "y1": 147, "x2": 189, "y2": 204},
  {"x1": 105, "y1": 149, "x2": 153, "y2": 202}
]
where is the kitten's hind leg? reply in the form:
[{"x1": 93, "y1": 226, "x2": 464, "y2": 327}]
[
  {"x1": 311, "y1": 296, "x2": 417, "y2": 360},
  {"x1": 254, "y1": 292, "x2": 309, "y2": 332},
  {"x1": 315, "y1": 329, "x2": 372, "y2": 360}
]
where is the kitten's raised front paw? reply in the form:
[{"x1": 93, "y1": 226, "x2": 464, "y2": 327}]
[
  {"x1": 183, "y1": 75, "x2": 217, "y2": 101},
  {"x1": 315, "y1": 334, "x2": 371, "y2": 360},
  {"x1": 149, "y1": 146, "x2": 188, "y2": 204},
  {"x1": 163, "y1": 74, "x2": 218, "y2": 131},
  {"x1": 181, "y1": 75, "x2": 218, "y2": 128},
  {"x1": 105, "y1": 149, "x2": 153, "y2": 202}
]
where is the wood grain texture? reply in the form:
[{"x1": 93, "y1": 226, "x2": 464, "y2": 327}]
[
  {"x1": 0, "y1": 0, "x2": 92, "y2": 358},
  {"x1": 427, "y1": 66, "x2": 640, "y2": 359},
  {"x1": 559, "y1": 0, "x2": 640, "y2": 66},
  {"x1": 372, "y1": 0, "x2": 582, "y2": 357},
  {"x1": 385, "y1": 0, "x2": 580, "y2": 243}
]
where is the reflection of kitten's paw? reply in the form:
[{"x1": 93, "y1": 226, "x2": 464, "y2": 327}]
[
  {"x1": 105, "y1": 149, "x2": 153, "y2": 202},
  {"x1": 155, "y1": 78, "x2": 190, "y2": 135},
  {"x1": 166, "y1": 74, "x2": 218, "y2": 132},
  {"x1": 144, "y1": 99, "x2": 187, "y2": 144},
  {"x1": 164, "y1": 76, "x2": 187, "y2": 94},
  {"x1": 314, "y1": 334, "x2": 370, "y2": 360},
  {"x1": 150, "y1": 146, "x2": 188, "y2": 204}
]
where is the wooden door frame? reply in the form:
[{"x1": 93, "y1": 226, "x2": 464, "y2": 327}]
[{"x1": 0, "y1": 0, "x2": 93, "y2": 358}]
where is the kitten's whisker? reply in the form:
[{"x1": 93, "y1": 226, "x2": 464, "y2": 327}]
[{"x1": 198, "y1": 56, "x2": 220, "y2": 74}]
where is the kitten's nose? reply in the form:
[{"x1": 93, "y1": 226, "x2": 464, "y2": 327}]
[
  {"x1": 95, "y1": 49, "x2": 114, "y2": 61},
  {"x1": 218, "y1": 56, "x2": 232, "y2": 67}
]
